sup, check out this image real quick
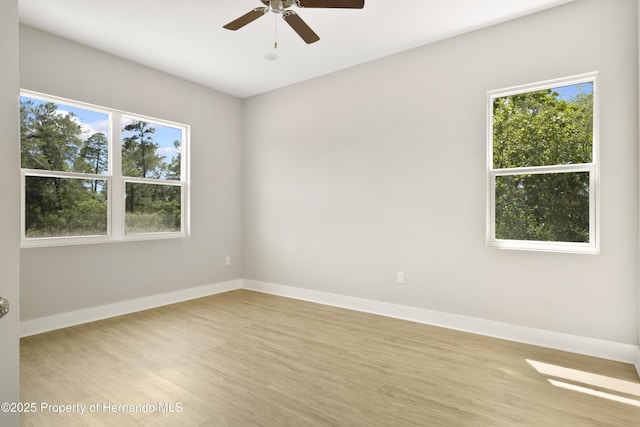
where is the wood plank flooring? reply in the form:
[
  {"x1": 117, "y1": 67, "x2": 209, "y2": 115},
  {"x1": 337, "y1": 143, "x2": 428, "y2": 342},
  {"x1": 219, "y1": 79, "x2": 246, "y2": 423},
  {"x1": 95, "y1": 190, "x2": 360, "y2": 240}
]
[{"x1": 20, "y1": 289, "x2": 640, "y2": 426}]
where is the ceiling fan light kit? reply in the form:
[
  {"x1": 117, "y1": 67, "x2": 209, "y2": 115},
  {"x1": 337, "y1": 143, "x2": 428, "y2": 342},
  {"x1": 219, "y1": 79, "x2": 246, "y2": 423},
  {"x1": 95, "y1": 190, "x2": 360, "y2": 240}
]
[{"x1": 223, "y1": 0, "x2": 364, "y2": 45}]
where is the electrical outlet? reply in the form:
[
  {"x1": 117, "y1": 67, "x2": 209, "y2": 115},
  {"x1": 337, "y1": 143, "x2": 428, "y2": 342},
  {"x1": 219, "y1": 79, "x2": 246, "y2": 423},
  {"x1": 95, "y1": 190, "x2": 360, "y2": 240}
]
[
  {"x1": 397, "y1": 272, "x2": 405, "y2": 284},
  {"x1": 225, "y1": 256, "x2": 231, "y2": 266}
]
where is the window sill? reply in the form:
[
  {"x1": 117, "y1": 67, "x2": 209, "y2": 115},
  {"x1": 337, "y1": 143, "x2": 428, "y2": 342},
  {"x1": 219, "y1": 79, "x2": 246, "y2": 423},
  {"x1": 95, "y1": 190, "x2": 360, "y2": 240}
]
[
  {"x1": 20, "y1": 232, "x2": 189, "y2": 249},
  {"x1": 488, "y1": 239, "x2": 599, "y2": 254}
]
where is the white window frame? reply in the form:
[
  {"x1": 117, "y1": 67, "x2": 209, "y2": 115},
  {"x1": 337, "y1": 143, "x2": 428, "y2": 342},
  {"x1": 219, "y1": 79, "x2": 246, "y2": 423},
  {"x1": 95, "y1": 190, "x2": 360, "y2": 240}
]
[
  {"x1": 20, "y1": 90, "x2": 190, "y2": 248},
  {"x1": 486, "y1": 72, "x2": 599, "y2": 254}
]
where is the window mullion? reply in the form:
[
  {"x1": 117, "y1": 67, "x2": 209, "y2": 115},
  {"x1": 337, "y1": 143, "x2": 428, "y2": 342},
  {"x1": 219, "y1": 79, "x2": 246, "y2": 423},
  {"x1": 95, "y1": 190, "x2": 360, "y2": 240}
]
[{"x1": 110, "y1": 112, "x2": 124, "y2": 239}]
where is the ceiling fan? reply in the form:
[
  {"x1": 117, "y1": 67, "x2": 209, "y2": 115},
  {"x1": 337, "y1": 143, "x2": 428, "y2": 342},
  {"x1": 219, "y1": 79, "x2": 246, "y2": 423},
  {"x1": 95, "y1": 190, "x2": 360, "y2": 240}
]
[{"x1": 223, "y1": 0, "x2": 365, "y2": 44}]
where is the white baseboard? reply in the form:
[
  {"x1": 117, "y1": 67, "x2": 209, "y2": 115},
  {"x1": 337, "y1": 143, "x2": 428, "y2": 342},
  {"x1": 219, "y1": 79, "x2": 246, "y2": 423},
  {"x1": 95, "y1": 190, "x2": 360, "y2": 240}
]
[
  {"x1": 20, "y1": 279, "x2": 242, "y2": 337},
  {"x1": 243, "y1": 279, "x2": 638, "y2": 365},
  {"x1": 20, "y1": 277, "x2": 637, "y2": 366}
]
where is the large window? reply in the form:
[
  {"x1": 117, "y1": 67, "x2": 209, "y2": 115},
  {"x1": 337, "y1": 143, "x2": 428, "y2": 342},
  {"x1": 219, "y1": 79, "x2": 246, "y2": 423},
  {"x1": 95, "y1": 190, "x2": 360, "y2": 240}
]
[
  {"x1": 20, "y1": 90, "x2": 189, "y2": 247},
  {"x1": 487, "y1": 73, "x2": 598, "y2": 253}
]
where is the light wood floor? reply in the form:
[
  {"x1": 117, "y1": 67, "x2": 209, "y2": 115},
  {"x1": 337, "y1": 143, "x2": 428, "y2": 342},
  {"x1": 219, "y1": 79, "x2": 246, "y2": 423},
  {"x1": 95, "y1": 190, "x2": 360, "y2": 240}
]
[{"x1": 21, "y1": 289, "x2": 640, "y2": 426}]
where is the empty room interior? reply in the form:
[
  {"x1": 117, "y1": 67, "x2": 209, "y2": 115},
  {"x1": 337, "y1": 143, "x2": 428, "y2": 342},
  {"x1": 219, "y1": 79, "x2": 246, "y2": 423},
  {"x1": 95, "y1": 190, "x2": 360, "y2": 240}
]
[{"x1": 3, "y1": 0, "x2": 640, "y2": 425}]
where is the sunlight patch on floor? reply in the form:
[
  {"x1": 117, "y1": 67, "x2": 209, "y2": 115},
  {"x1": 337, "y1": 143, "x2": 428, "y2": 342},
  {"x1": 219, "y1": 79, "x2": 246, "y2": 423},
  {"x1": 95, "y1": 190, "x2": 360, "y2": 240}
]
[
  {"x1": 527, "y1": 359, "x2": 640, "y2": 407},
  {"x1": 547, "y1": 379, "x2": 640, "y2": 408}
]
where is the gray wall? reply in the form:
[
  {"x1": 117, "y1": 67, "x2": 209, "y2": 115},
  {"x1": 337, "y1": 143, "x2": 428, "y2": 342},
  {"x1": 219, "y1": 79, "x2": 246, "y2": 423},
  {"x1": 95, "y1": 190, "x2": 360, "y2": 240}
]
[
  {"x1": 243, "y1": 0, "x2": 639, "y2": 344},
  {"x1": 19, "y1": 25, "x2": 243, "y2": 320},
  {"x1": 0, "y1": 0, "x2": 21, "y2": 423}
]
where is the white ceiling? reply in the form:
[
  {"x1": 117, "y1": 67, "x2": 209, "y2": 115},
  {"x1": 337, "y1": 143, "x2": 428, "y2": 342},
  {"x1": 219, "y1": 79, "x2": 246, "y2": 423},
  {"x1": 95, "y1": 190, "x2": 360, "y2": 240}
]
[{"x1": 19, "y1": 0, "x2": 575, "y2": 99}]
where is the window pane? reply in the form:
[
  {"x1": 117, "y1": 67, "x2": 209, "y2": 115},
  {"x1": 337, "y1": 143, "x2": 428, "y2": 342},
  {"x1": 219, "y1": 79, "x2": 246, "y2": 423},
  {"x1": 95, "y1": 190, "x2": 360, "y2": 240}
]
[
  {"x1": 25, "y1": 176, "x2": 108, "y2": 238},
  {"x1": 125, "y1": 182, "x2": 181, "y2": 234},
  {"x1": 122, "y1": 117, "x2": 182, "y2": 180},
  {"x1": 495, "y1": 172, "x2": 589, "y2": 243},
  {"x1": 20, "y1": 97, "x2": 109, "y2": 174},
  {"x1": 492, "y1": 82, "x2": 593, "y2": 168}
]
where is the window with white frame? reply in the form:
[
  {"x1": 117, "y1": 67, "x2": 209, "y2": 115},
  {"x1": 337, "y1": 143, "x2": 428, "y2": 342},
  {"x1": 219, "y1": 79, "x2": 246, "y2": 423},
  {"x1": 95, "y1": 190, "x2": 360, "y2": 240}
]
[
  {"x1": 487, "y1": 73, "x2": 598, "y2": 253},
  {"x1": 20, "y1": 90, "x2": 189, "y2": 247}
]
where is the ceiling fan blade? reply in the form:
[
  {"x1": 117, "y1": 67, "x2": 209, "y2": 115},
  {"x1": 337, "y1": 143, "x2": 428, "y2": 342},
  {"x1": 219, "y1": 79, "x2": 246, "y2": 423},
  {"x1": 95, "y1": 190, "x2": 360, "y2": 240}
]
[
  {"x1": 296, "y1": 0, "x2": 364, "y2": 8},
  {"x1": 223, "y1": 7, "x2": 268, "y2": 31},
  {"x1": 282, "y1": 11, "x2": 320, "y2": 44}
]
